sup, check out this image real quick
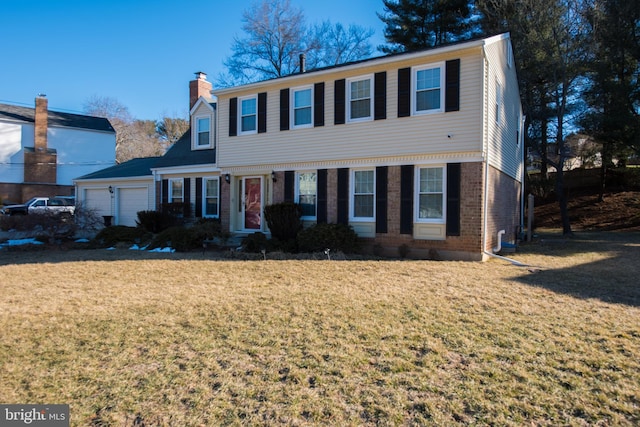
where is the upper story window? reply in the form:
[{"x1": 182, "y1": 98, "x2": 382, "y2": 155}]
[
  {"x1": 348, "y1": 76, "x2": 373, "y2": 122},
  {"x1": 196, "y1": 117, "x2": 211, "y2": 147},
  {"x1": 351, "y1": 169, "x2": 375, "y2": 220},
  {"x1": 169, "y1": 178, "x2": 183, "y2": 203},
  {"x1": 416, "y1": 166, "x2": 444, "y2": 222},
  {"x1": 292, "y1": 87, "x2": 313, "y2": 128},
  {"x1": 296, "y1": 171, "x2": 317, "y2": 218},
  {"x1": 413, "y1": 63, "x2": 444, "y2": 115},
  {"x1": 240, "y1": 96, "x2": 257, "y2": 134}
]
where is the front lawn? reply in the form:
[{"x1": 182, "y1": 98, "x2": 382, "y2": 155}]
[{"x1": 0, "y1": 231, "x2": 638, "y2": 425}]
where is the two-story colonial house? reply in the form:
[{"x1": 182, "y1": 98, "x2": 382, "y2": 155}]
[
  {"x1": 0, "y1": 96, "x2": 116, "y2": 204},
  {"x1": 76, "y1": 33, "x2": 523, "y2": 260},
  {"x1": 214, "y1": 33, "x2": 523, "y2": 260}
]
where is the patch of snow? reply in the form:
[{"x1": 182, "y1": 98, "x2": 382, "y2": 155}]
[
  {"x1": 149, "y1": 247, "x2": 175, "y2": 253},
  {"x1": 75, "y1": 238, "x2": 90, "y2": 243},
  {"x1": 0, "y1": 238, "x2": 44, "y2": 247}
]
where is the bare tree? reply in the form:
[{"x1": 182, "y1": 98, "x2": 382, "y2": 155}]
[
  {"x1": 312, "y1": 21, "x2": 374, "y2": 66},
  {"x1": 219, "y1": 0, "x2": 374, "y2": 86},
  {"x1": 157, "y1": 116, "x2": 189, "y2": 151},
  {"x1": 84, "y1": 96, "x2": 164, "y2": 163}
]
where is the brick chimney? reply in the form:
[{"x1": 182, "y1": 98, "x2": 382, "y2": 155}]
[
  {"x1": 189, "y1": 72, "x2": 212, "y2": 110},
  {"x1": 24, "y1": 94, "x2": 57, "y2": 184},
  {"x1": 34, "y1": 94, "x2": 48, "y2": 151}
]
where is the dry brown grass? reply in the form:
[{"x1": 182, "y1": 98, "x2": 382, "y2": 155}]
[{"x1": 1, "y1": 231, "x2": 639, "y2": 426}]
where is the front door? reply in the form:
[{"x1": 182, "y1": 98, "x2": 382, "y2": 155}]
[{"x1": 243, "y1": 176, "x2": 262, "y2": 230}]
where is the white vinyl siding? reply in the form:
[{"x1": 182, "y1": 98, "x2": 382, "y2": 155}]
[
  {"x1": 292, "y1": 86, "x2": 313, "y2": 128},
  {"x1": 347, "y1": 75, "x2": 373, "y2": 122},
  {"x1": 216, "y1": 51, "x2": 484, "y2": 167},
  {"x1": 484, "y1": 37, "x2": 524, "y2": 181}
]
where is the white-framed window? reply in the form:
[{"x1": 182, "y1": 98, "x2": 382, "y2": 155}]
[
  {"x1": 291, "y1": 86, "x2": 313, "y2": 128},
  {"x1": 347, "y1": 75, "x2": 373, "y2": 122},
  {"x1": 204, "y1": 177, "x2": 219, "y2": 218},
  {"x1": 413, "y1": 63, "x2": 444, "y2": 115},
  {"x1": 415, "y1": 166, "x2": 445, "y2": 222},
  {"x1": 195, "y1": 117, "x2": 211, "y2": 147},
  {"x1": 351, "y1": 169, "x2": 375, "y2": 220},
  {"x1": 296, "y1": 171, "x2": 317, "y2": 218},
  {"x1": 239, "y1": 95, "x2": 257, "y2": 134},
  {"x1": 169, "y1": 178, "x2": 183, "y2": 203}
]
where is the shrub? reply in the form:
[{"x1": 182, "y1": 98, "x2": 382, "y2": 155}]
[
  {"x1": 136, "y1": 210, "x2": 179, "y2": 233},
  {"x1": 91, "y1": 226, "x2": 151, "y2": 248},
  {"x1": 148, "y1": 226, "x2": 200, "y2": 252},
  {"x1": 296, "y1": 223, "x2": 361, "y2": 254},
  {"x1": 264, "y1": 202, "x2": 303, "y2": 242},
  {"x1": 242, "y1": 232, "x2": 269, "y2": 253}
]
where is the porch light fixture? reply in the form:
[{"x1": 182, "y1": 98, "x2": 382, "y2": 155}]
[
  {"x1": 271, "y1": 171, "x2": 277, "y2": 182},
  {"x1": 108, "y1": 185, "x2": 114, "y2": 194},
  {"x1": 225, "y1": 173, "x2": 230, "y2": 183}
]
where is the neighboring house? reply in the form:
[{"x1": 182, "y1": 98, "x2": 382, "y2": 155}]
[
  {"x1": 0, "y1": 96, "x2": 116, "y2": 203},
  {"x1": 214, "y1": 33, "x2": 524, "y2": 260},
  {"x1": 74, "y1": 72, "x2": 219, "y2": 226},
  {"x1": 78, "y1": 33, "x2": 524, "y2": 260}
]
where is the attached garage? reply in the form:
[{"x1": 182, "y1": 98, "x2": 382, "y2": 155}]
[
  {"x1": 74, "y1": 157, "x2": 160, "y2": 228},
  {"x1": 84, "y1": 188, "x2": 111, "y2": 217},
  {"x1": 117, "y1": 187, "x2": 149, "y2": 226}
]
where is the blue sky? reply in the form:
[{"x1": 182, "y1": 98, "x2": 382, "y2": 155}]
[{"x1": 1, "y1": 0, "x2": 387, "y2": 121}]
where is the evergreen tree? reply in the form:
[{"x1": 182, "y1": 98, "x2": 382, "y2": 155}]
[
  {"x1": 581, "y1": 0, "x2": 640, "y2": 199},
  {"x1": 378, "y1": 0, "x2": 477, "y2": 53}
]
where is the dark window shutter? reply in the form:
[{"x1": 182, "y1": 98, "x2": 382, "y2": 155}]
[
  {"x1": 400, "y1": 165, "x2": 414, "y2": 234},
  {"x1": 445, "y1": 59, "x2": 460, "y2": 112},
  {"x1": 446, "y1": 163, "x2": 461, "y2": 236},
  {"x1": 162, "y1": 179, "x2": 168, "y2": 205},
  {"x1": 317, "y1": 169, "x2": 327, "y2": 224},
  {"x1": 334, "y1": 79, "x2": 345, "y2": 125},
  {"x1": 314, "y1": 82, "x2": 325, "y2": 127},
  {"x1": 229, "y1": 97, "x2": 237, "y2": 137},
  {"x1": 284, "y1": 171, "x2": 295, "y2": 203},
  {"x1": 280, "y1": 88, "x2": 290, "y2": 131},
  {"x1": 398, "y1": 67, "x2": 411, "y2": 118},
  {"x1": 374, "y1": 72, "x2": 387, "y2": 120},
  {"x1": 195, "y1": 177, "x2": 203, "y2": 218},
  {"x1": 337, "y1": 168, "x2": 349, "y2": 225},
  {"x1": 258, "y1": 92, "x2": 267, "y2": 133},
  {"x1": 376, "y1": 166, "x2": 388, "y2": 233},
  {"x1": 184, "y1": 178, "x2": 191, "y2": 218}
]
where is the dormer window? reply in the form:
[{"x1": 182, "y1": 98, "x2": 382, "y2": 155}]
[{"x1": 197, "y1": 117, "x2": 210, "y2": 147}]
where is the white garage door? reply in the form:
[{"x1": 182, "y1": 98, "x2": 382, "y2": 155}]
[
  {"x1": 84, "y1": 188, "x2": 111, "y2": 216},
  {"x1": 118, "y1": 187, "x2": 149, "y2": 226}
]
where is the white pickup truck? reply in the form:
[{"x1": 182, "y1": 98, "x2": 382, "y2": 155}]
[{"x1": 1, "y1": 197, "x2": 75, "y2": 216}]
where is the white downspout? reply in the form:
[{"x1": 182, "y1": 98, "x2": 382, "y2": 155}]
[{"x1": 493, "y1": 229, "x2": 505, "y2": 253}]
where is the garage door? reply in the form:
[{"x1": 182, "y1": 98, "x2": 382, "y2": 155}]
[
  {"x1": 118, "y1": 187, "x2": 149, "y2": 226},
  {"x1": 84, "y1": 188, "x2": 111, "y2": 216}
]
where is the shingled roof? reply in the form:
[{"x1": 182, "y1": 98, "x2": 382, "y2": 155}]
[
  {"x1": 75, "y1": 157, "x2": 160, "y2": 180},
  {"x1": 152, "y1": 128, "x2": 216, "y2": 169},
  {"x1": 0, "y1": 102, "x2": 115, "y2": 133}
]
